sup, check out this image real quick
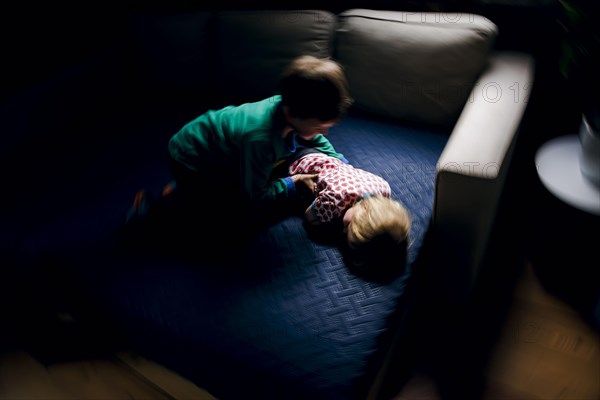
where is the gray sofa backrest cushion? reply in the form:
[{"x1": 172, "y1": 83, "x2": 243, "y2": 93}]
[
  {"x1": 336, "y1": 9, "x2": 498, "y2": 127},
  {"x1": 217, "y1": 10, "x2": 337, "y2": 104}
]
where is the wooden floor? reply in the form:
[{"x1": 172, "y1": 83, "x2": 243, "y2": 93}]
[
  {"x1": 0, "y1": 351, "x2": 217, "y2": 400},
  {"x1": 395, "y1": 264, "x2": 600, "y2": 400},
  {"x1": 1, "y1": 264, "x2": 598, "y2": 400}
]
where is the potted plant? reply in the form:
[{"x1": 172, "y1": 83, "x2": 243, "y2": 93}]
[{"x1": 556, "y1": 0, "x2": 600, "y2": 186}]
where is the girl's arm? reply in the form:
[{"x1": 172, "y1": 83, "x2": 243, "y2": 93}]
[{"x1": 305, "y1": 202, "x2": 320, "y2": 225}]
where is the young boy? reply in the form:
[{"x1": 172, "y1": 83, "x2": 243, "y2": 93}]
[
  {"x1": 126, "y1": 55, "x2": 353, "y2": 246},
  {"x1": 166, "y1": 55, "x2": 353, "y2": 216}
]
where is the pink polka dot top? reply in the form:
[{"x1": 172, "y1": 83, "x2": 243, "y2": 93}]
[{"x1": 289, "y1": 153, "x2": 391, "y2": 223}]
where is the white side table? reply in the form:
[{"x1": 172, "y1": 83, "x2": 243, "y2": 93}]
[
  {"x1": 533, "y1": 134, "x2": 599, "y2": 332},
  {"x1": 535, "y1": 134, "x2": 600, "y2": 216}
]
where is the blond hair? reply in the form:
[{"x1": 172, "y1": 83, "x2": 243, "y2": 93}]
[
  {"x1": 278, "y1": 55, "x2": 353, "y2": 121},
  {"x1": 348, "y1": 195, "x2": 411, "y2": 248},
  {"x1": 346, "y1": 195, "x2": 411, "y2": 272}
]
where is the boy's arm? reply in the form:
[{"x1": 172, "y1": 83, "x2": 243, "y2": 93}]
[
  {"x1": 242, "y1": 141, "x2": 312, "y2": 204},
  {"x1": 266, "y1": 173, "x2": 317, "y2": 202},
  {"x1": 268, "y1": 177, "x2": 296, "y2": 200},
  {"x1": 240, "y1": 142, "x2": 291, "y2": 203},
  {"x1": 300, "y1": 134, "x2": 349, "y2": 163}
]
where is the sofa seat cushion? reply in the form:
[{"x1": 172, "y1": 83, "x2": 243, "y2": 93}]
[
  {"x1": 75, "y1": 111, "x2": 449, "y2": 400},
  {"x1": 336, "y1": 9, "x2": 498, "y2": 127}
]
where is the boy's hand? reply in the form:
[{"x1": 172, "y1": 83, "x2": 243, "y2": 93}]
[{"x1": 292, "y1": 173, "x2": 318, "y2": 194}]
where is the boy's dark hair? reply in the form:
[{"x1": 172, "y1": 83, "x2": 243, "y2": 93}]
[{"x1": 278, "y1": 55, "x2": 353, "y2": 121}]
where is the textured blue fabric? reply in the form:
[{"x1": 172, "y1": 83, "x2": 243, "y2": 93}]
[{"x1": 54, "y1": 112, "x2": 449, "y2": 400}]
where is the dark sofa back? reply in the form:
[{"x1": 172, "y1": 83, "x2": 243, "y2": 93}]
[{"x1": 127, "y1": 10, "x2": 338, "y2": 111}]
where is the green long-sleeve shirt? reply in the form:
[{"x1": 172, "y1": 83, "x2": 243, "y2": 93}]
[{"x1": 168, "y1": 95, "x2": 346, "y2": 204}]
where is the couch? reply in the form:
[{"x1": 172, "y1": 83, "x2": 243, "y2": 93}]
[{"x1": 1, "y1": 7, "x2": 534, "y2": 400}]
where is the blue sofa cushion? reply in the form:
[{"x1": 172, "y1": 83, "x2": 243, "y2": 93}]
[{"x1": 63, "y1": 111, "x2": 449, "y2": 400}]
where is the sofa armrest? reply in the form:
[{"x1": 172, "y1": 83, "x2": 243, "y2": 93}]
[{"x1": 433, "y1": 51, "x2": 535, "y2": 283}]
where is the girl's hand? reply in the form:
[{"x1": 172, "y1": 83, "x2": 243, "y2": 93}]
[{"x1": 304, "y1": 204, "x2": 320, "y2": 225}]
